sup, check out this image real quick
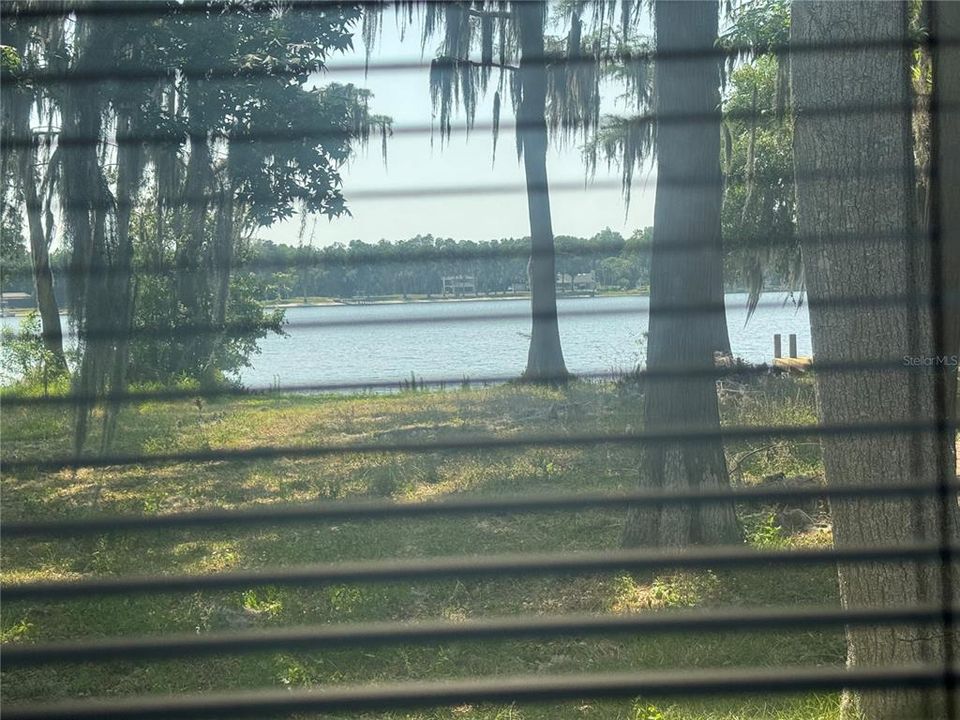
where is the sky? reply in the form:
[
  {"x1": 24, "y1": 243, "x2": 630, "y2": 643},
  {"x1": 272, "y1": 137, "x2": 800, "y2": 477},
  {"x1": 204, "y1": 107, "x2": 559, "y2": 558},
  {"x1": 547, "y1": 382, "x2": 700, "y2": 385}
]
[{"x1": 261, "y1": 14, "x2": 657, "y2": 249}]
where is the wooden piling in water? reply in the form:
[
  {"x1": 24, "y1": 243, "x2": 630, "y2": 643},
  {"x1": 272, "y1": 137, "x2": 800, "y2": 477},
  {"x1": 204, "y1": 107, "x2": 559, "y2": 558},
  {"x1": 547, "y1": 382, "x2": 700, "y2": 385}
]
[{"x1": 773, "y1": 331, "x2": 813, "y2": 372}]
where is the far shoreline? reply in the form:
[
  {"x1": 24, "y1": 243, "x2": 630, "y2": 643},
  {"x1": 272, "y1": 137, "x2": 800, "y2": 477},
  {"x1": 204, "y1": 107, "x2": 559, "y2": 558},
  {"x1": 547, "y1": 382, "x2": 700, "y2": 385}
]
[
  {"x1": 260, "y1": 287, "x2": 792, "y2": 310},
  {"x1": 263, "y1": 290, "x2": 648, "y2": 310},
  {"x1": 0, "y1": 288, "x2": 797, "y2": 317}
]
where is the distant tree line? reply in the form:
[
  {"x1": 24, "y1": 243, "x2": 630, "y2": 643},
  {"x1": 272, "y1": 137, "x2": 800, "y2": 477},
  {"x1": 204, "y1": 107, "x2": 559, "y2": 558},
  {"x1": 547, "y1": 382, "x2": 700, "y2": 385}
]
[
  {"x1": 244, "y1": 228, "x2": 648, "y2": 301},
  {"x1": 230, "y1": 225, "x2": 792, "y2": 302},
  {"x1": 2, "y1": 221, "x2": 800, "y2": 306}
]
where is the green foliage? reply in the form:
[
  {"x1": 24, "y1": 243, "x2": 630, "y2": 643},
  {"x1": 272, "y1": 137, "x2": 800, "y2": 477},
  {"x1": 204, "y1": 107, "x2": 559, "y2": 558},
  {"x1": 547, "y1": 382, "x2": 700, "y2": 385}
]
[
  {"x1": 246, "y1": 227, "x2": 651, "y2": 300},
  {"x1": 0, "y1": 617, "x2": 32, "y2": 643},
  {"x1": 241, "y1": 587, "x2": 283, "y2": 618},
  {"x1": 745, "y1": 512, "x2": 788, "y2": 549},
  {"x1": 379, "y1": 1, "x2": 647, "y2": 151},
  {"x1": 0, "y1": 312, "x2": 68, "y2": 393},
  {"x1": 4, "y1": 2, "x2": 388, "y2": 451},
  {"x1": 149, "y1": 3, "x2": 383, "y2": 225},
  {"x1": 719, "y1": 0, "x2": 790, "y2": 55},
  {"x1": 0, "y1": 44, "x2": 21, "y2": 72},
  {"x1": 127, "y1": 208, "x2": 285, "y2": 386},
  {"x1": 0, "y1": 203, "x2": 31, "y2": 294},
  {"x1": 634, "y1": 704, "x2": 666, "y2": 720},
  {"x1": 585, "y1": 112, "x2": 656, "y2": 208},
  {"x1": 328, "y1": 585, "x2": 365, "y2": 615},
  {"x1": 584, "y1": 0, "x2": 797, "y2": 304},
  {"x1": 278, "y1": 655, "x2": 314, "y2": 687},
  {"x1": 721, "y1": 54, "x2": 799, "y2": 308}
]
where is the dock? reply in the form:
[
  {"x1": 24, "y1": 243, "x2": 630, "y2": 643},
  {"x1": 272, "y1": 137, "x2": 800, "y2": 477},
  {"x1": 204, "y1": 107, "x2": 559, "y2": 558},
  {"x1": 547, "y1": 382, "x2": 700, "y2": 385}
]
[{"x1": 772, "y1": 333, "x2": 813, "y2": 372}]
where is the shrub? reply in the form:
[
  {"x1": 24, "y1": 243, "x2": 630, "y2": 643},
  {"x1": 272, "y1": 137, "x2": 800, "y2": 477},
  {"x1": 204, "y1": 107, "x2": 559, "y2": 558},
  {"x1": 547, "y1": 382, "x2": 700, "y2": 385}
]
[{"x1": 0, "y1": 312, "x2": 69, "y2": 395}]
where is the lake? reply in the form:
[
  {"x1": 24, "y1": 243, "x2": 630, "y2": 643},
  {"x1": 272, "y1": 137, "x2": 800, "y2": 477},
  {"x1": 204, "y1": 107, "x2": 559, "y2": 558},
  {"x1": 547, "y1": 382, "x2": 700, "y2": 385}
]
[
  {"x1": 1, "y1": 293, "x2": 811, "y2": 391},
  {"x1": 245, "y1": 293, "x2": 810, "y2": 389}
]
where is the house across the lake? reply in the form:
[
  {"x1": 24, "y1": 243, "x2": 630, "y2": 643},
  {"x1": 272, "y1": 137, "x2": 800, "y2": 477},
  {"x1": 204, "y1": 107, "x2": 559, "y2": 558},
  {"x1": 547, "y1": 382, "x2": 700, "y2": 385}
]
[
  {"x1": 556, "y1": 271, "x2": 597, "y2": 294},
  {"x1": 442, "y1": 275, "x2": 477, "y2": 297},
  {"x1": 0, "y1": 292, "x2": 34, "y2": 315},
  {"x1": 573, "y1": 272, "x2": 597, "y2": 293}
]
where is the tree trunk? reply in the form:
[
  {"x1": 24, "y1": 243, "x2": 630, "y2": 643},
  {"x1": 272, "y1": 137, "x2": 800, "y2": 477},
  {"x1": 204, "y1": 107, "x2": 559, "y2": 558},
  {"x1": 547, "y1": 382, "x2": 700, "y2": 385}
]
[
  {"x1": 3, "y1": 15, "x2": 66, "y2": 367},
  {"x1": 517, "y1": 1, "x2": 569, "y2": 385},
  {"x1": 100, "y1": 106, "x2": 144, "y2": 452},
  {"x1": 175, "y1": 89, "x2": 214, "y2": 375},
  {"x1": 935, "y1": 0, "x2": 960, "y2": 423},
  {"x1": 621, "y1": 0, "x2": 739, "y2": 549},
  {"x1": 59, "y1": 17, "x2": 125, "y2": 455},
  {"x1": 203, "y1": 154, "x2": 235, "y2": 386},
  {"x1": 792, "y1": 3, "x2": 959, "y2": 718},
  {"x1": 19, "y1": 131, "x2": 66, "y2": 367}
]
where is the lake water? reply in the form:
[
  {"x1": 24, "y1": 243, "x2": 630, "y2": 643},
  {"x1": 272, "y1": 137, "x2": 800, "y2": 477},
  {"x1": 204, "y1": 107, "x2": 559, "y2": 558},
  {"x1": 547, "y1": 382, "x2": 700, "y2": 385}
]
[
  {"x1": 243, "y1": 292, "x2": 810, "y2": 389},
  {"x1": 1, "y1": 293, "x2": 811, "y2": 391}
]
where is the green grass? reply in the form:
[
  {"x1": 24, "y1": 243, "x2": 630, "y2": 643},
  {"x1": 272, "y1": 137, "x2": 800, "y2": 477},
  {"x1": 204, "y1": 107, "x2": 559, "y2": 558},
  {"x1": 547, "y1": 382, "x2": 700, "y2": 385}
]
[{"x1": 0, "y1": 376, "x2": 843, "y2": 719}]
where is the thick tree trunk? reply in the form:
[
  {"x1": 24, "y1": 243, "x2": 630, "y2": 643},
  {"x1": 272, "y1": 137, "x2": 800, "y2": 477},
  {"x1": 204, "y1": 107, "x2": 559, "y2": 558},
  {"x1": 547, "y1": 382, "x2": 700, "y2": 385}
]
[
  {"x1": 621, "y1": 0, "x2": 739, "y2": 549},
  {"x1": 935, "y1": 1, "x2": 960, "y2": 423},
  {"x1": 517, "y1": 1, "x2": 569, "y2": 385},
  {"x1": 792, "y1": 3, "x2": 960, "y2": 718},
  {"x1": 20, "y1": 134, "x2": 66, "y2": 367}
]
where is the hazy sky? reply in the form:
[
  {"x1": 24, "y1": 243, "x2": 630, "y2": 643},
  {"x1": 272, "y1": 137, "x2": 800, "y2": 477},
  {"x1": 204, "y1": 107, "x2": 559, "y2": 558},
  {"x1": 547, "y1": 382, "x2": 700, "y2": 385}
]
[{"x1": 262, "y1": 16, "x2": 656, "y2": 248}]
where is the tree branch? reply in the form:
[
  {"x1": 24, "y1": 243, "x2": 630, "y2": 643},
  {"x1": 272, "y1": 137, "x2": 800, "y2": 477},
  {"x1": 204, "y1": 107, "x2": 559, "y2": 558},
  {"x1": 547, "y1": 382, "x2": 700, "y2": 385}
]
[
  {"x1": 466, "y1": 58, "x2": 518, "y2": 72},
  {"x1": 437, "y1": 56, "x2": 518, "y2": 72},
  {"x1": 468, "y1": 9, "x2": 510, "y2": 20}
]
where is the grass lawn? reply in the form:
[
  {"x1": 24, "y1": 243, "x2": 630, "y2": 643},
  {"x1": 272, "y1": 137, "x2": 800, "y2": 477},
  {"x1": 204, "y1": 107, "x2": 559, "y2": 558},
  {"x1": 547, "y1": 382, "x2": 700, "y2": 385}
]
[{"x1": 0, "y1": 375, "x2": 845, "y2": 719}]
